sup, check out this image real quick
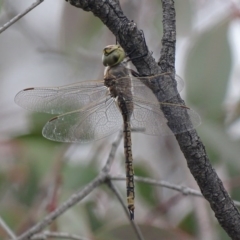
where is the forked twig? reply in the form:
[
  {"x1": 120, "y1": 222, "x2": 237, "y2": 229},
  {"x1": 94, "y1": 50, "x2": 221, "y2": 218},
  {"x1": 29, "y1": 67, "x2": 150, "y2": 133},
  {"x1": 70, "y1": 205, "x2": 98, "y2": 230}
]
[
  {"x1": 14, "y1": 132, "x2": 123, "y2": 240},
  {"x1": 0, "y1": 0, "x2": 44, "y2": 34}
]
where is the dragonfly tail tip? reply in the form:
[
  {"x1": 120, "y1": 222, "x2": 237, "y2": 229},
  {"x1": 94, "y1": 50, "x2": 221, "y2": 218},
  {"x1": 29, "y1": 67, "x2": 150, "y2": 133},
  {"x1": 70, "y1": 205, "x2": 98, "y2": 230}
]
[{"x1": 129, "y1": 210, "x2": 134, "y2": 220}]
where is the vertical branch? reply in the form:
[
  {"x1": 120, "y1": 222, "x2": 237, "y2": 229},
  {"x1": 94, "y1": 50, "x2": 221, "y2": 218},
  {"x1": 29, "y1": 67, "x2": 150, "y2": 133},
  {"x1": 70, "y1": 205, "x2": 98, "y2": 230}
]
[
  {"x1": 158, "y1": 1, "x2": 240, "y2": 239},
  {"x1": 158, "y1": 0, "x2": 176, "y2": 73}
]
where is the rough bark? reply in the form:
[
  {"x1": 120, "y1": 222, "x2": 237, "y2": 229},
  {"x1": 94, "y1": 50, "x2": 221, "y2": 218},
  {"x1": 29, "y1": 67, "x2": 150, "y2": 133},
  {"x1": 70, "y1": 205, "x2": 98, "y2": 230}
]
[{"x1": 66, "y1": 0, "x2": 240, "y2": 238}]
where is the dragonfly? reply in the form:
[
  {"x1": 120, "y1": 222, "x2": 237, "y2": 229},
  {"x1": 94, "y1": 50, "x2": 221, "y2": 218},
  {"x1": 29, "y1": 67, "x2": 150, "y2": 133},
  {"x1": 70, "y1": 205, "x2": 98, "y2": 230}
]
[{"x1": 15, "y1": 45, "x2": 201, "y2": 220}]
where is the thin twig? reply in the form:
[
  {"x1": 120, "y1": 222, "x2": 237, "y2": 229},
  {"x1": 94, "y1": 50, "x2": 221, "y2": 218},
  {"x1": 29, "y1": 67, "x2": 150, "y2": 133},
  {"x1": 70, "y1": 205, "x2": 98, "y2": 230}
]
[
  {"x1": 107, "y1": 181, "x2": 145, "y2": 240},
  {"x1": 111, "y1": 176, "x2": 240, "y2": 207},
  {"x1": 102, "y1": 131, "x2": 123, "y2": 173},
  {"x1": 31, "y1": 231, "x2": 89, "y2": 240},
  {"x1": 0, "y1": 0, "x2": 44, "y2": 34},
  {"x1": 111, "y1": 175, "x2": 202, "y2": 196},
  {"x1": 0, "y1": 216, "x2": 16, "y2": 239},
  {"x1": 16, "y1": 174, "x2": 106, "y2": 240}
]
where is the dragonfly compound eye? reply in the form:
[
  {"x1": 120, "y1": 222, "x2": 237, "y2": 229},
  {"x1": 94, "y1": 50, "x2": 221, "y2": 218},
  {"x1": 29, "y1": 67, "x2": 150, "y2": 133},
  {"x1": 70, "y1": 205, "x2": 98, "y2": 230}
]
[{"x1": 102, "y1": 45, "x2": 125, "y2": 67}]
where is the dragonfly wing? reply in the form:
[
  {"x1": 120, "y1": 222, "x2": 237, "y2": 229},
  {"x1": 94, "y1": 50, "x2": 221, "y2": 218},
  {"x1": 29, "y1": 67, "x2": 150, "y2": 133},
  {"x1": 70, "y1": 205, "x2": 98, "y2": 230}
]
[
  {"x1": 131, "y1": 102, "x2": 172, "y2": 135},
  {"x1": 15, "y1": 80, "x2": 107, "y2": 114},
  {"x1": 131, "y1": 101, "x2": 201, "y2": 136},
  {"x1": 131, "y1": 73, "x2": 184, "y2": 102},
  {"x1": 42, "y1": 99, "x2": 123, "y2": 143}
]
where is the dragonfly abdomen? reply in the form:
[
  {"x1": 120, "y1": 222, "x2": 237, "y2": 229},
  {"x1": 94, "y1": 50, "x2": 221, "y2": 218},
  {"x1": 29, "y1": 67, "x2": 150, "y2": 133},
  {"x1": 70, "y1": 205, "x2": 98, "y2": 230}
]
[{"x1": 123, "y1": 121, "x2": 135, "y2": 220}]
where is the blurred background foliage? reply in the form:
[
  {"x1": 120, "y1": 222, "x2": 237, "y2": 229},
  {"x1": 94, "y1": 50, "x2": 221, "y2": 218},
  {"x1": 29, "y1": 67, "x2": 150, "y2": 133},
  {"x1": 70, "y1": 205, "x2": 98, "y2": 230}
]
[{"x1": 0, "y1": 0, "x2": 240, "y2": 239}]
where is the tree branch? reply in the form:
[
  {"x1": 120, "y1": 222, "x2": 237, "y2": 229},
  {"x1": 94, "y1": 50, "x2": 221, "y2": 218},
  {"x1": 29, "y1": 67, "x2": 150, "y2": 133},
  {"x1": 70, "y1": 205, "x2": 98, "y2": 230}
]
[
  {"x1": 159, "y1": 1, "x2": 240, "y2": 239},
  {"x1": 65, "y1": 0, "x2": 240, "y2": 238}
]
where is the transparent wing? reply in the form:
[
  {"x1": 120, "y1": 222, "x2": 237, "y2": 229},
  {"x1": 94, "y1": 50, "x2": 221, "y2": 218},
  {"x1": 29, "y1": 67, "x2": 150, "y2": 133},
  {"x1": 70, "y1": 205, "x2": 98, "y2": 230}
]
[
  {"x1": 14, "y1": 73, "x2": 182, "y2": 115},
  {"x1": 15, "y1": 80, "x2": 107, "y2": 114},
  {"x1": 128, "y1": 73, "x2": 200, "y2": 135},
  {"x1": 131, "y1": 100, "x2": 201, "y2": 136},
  {"x1": 131, "y1": 73, "x2": 184, "y2": 103},
  {"x1": 42, "y1": 98, "x2": 123, "y2": 143}
]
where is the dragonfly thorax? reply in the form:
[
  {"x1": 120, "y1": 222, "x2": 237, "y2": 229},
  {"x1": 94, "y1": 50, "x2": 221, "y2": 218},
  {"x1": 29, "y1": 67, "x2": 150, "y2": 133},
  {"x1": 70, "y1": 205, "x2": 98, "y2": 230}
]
[
  {"x1": 104, "y1": 63, "x2": 133, "y2": 96},
  {"x1": 104, "y1": 62, "x2": 134, "y2": 121}
]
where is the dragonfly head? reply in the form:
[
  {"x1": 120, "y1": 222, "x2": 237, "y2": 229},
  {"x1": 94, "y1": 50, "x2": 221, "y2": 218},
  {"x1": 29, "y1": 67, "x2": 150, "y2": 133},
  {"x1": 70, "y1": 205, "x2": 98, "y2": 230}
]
[{"x1": 102, "y1": 45, "x2": 125, "y2": 67}]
